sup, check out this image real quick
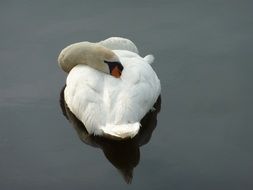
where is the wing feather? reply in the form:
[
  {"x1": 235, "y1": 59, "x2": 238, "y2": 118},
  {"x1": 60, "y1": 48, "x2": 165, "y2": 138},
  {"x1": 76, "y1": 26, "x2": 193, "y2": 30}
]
[{"x1": 98, "y1": 37, "x2": 139, "y2": 54}]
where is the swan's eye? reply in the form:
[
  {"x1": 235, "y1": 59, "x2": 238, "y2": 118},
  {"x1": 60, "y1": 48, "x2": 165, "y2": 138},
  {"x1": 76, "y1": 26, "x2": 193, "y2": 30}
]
[{"x1": 104, "y1": 60, "x2": 124, "y2": 78}]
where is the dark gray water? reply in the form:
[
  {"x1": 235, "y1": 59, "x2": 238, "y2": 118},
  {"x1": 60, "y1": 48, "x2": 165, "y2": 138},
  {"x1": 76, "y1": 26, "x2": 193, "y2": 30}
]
[{"x1": 1, "y1": 0, "x2": 253, "y2": 189}]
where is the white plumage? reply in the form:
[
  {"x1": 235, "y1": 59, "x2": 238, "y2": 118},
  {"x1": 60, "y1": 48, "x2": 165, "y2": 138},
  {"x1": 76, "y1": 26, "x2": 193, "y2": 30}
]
[
  {"x1": 99, "y1": 37, "x2": 139, "y2": 54},
  {"x1": 59, "y1": 37, "x2": 161, "y2": 139}
]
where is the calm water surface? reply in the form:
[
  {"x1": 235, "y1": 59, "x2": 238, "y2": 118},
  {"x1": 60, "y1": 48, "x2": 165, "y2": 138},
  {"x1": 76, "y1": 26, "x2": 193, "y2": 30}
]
[{"x1": 0, "y1": 1, "x2": 253, "y2": 189}]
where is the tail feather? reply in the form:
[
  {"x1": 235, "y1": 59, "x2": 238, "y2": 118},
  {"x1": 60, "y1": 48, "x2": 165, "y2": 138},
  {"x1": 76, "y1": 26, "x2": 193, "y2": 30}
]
[
  {"x1": 144, "y1": 54, "x2": 155, "y2": 65},
  {"x1": 101, "y1": 123, "x2": 140, "y2": 140}
]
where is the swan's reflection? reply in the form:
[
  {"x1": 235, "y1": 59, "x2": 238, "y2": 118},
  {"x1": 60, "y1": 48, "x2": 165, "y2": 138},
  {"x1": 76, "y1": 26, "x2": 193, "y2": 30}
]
[{"x1": 59, "y1": 87, "x2": 161, "y2": 183}]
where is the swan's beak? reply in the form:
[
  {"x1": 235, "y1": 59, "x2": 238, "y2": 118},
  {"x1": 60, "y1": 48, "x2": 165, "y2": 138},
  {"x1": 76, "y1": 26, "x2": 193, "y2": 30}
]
[
  {"x1": 111, "y1": 65, "x2": 122, "y2": 78},
  {"x1": 104, "y1": 61, "x2": 124, "y2": 78}
]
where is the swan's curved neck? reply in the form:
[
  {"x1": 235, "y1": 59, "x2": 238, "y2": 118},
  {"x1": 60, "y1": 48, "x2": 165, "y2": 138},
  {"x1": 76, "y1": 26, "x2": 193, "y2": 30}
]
[{"x1": 58, "y1": 42, "x2": 116, "y2": 74}]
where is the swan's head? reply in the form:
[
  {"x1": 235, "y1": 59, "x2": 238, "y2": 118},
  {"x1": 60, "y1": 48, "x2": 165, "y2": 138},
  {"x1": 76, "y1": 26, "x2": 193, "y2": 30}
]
[{"x1": 58, "y1": 42, "x2": 123, "y2": 78}]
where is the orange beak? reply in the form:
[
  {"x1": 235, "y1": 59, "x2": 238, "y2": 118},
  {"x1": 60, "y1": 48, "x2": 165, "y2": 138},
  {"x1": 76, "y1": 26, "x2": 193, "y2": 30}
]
[
  {"x1": 111, "y1": 66, "x2": 122, "y2": 78},
  {"x1": 104, "y1": 60, "x2": 123, "y2": 78}
]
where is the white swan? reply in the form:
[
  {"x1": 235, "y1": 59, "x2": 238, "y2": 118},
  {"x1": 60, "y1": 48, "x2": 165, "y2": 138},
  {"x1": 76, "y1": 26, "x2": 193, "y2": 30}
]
[{"x1": 58, "y1": 37, "x2": 161, "y2": 139}]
